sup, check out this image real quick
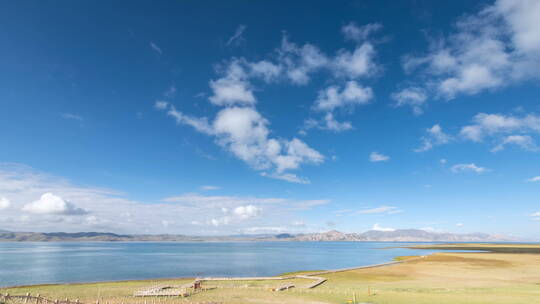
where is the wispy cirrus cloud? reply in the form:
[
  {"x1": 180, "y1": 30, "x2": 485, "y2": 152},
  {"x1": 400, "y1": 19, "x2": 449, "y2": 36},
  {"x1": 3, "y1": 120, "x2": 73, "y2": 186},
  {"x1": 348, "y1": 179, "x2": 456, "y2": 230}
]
[
  {"x1": 451, "y1": 163, "x2": 488, "y2": 174},
  {"x1": 358, "y1": 205, "x2": 401, "y2": 214},
  {"x1": 226, "y1": 25, "x2": 246, "y2": 46},
  {"x1": 150, "y1": 42, "x2": 162, "y2": 55},
  {"x1": 61, "y1": 113, "x2": 83, "y2": 121},
  {"x1": 200, "y1": 185, "x2": 220, "y2": 191},
  {"x1": 527, "y1": 176, "x2": 540, "y2": 182}
]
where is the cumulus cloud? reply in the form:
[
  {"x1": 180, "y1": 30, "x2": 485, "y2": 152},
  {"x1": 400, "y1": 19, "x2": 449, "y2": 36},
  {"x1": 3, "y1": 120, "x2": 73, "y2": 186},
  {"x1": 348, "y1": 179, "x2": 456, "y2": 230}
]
[
  {"x1": 491, "y1": 135, "x2": 538, "y2": 152},
  {"x1": 451, "y1": 163, "x2": 488, "y2": 174},
  {"x1": 415, "y1": 124, "x2": 452, "y2": 152},
  {"x1": 247, "y1": 60, "x2": 282, "y2": 82},
  {"x1": 342, "y1": 22, "x2": 382, "y2": 42},
  {"x1": 391, "y1": 87, "x2": 427, "y2": 115},
  {"x1": 157, "y1": 104, "x2": 323, "y2": 183},
  {"x1": 278, "y1": 35, "x2": 329, "y2": 85},
  {"x1": 370, "y1": 223, "x2": 395, "y2": 232},
  {"x1": 22, "y1": 193, "x2": 88, "y2": 215},
  {"x1": 369, "y1": 152, "x2": 389, "y2": 162},
  {"x1": 314, "y1": 81, "x2": 373, "y2": 112},
  {"x1": 332, "y1": 43, "x2": 378, "y2": 79},
  {"x1": 0, "y1": 197, "x2": 10, "y2": 210},
  {"x1": 157, "y1": 24, "x2": 385, "y2": 179},
  {"x1": 459, "y1": 112, "x2": 540, "y2": 152},
  {"x1": 209, "y1": 61, "x2": 256, "y2": 106},
  {"x1": 397, "y1": 0, "x2": 540, "y2": 107},
  {"x1": 358, "y1": 206, "x2": 400, "y2": 214},
  {"x1": 233, "y1": 205, "x2": 262, "y2": 219},
  {"x1": 460, "y1": 113, "x2": 540, "y2": 141}
]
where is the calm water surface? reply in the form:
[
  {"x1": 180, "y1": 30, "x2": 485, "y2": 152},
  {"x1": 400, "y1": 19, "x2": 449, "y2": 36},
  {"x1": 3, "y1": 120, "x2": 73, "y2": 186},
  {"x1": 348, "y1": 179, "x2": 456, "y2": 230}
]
[{"x1": 1, "y1": 242, "x2": 449, "y2": 287}]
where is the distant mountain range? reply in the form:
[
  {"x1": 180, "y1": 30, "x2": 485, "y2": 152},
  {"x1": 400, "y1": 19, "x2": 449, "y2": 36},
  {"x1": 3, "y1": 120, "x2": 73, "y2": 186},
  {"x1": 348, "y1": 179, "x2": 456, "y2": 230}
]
[{"x1": 0, "y1": 229, "x2": 514, "y2": 242}]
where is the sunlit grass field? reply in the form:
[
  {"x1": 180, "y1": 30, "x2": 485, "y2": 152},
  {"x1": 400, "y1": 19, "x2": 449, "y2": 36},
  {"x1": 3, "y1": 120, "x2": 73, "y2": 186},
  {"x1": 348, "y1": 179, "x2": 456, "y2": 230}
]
[{"x1": 3, "y1": 244, "x2": 540, "y2": 304}]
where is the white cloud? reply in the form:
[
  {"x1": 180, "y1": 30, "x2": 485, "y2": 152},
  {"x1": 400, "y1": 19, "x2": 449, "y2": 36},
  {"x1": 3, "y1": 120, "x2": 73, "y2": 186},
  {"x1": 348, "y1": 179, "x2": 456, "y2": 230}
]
[
  {"x1": 460, "y1": 113, "x2": 540, "y2": 142},
  {"x1": 491, "y1": 135, "x2": 538, "y2": 152},
  {"x1": 22, "y1": 193, "x2": 88, "y2": 215},
  {"x1": 342, "y1": 22, "x2": 382, "y2": 42},
  {"x1": 247, "y1": 60, "x2": 282, "y2": 82},
  {"x1": 226, "y1": 25, "x2": 246, "y2": 46},
  {"x1": 210, "y1": 216, "x2": 231, "y2": 227},
  {"x1": 158, "y1": 104, "x2": 324, "y2": 183},
  {"x1": 242, "y1": 226, "x2": 287, "y2": 234},
  {"x1": 291, "y1": 220, "x2": 306, "y2": 227},
  {"x1": 200, "y1": 185, "x2": 220, "y2": 191},
  {"x1": 459, "y1": 112, "x2": 540, "y2": 152},
  {"x1": 166, "y1": 105, "x2": 214, "y2": 134},
  {"x1": 163, "y1": 86, "x2": 176, "y2": 98},
  {"x1": 456, "y1": 223, "x2": 464, "y2": 227},
  {"x1": 233, "y1": 205, "x2": 262, "y2": 219},
  {"x1": 278, "y1": 36, "x2": 329, "y2": 85},
  {"x1": 415, "y1": 124, "x2": 452, "y2": 152},
  {"x1": 261, "y1": 172, "x2": 310, "y2": 184},
  {"x1": 0, "y1": 164, "x2": 328, "y2": 234},
  {"x1": 209, "y1": 60, "x2": 256, "y2": 106},
  {"x1": 154, "y1": 100, "x2": 169, "y2": 110},
  {"x1": 358, "y1": 206, "x2": 400, "y2": 214},
  {"x1": 369, "y1": 152, "x2": 389, "y2": 162},
  {"x1": 371, "y1": 223, "x2": 395, "y2": 232},
  {"x1": 527, "y1": 176, "x2": 540, "y2": 182},
  {"x1": 322, "y1": 113, "x2": 353, "y2": 132},
  {"x1": 303, "y1": 113, "x2": 353, "y2": 133},
  {"x1": 531, "y1": 211, "x2": 540, "y2": 217},
  {"x1": 61, "y1": 113, "x2": 83, "y2": 121},
  {"x1": 0, "y1": 197, "x2": 10, "y2": 210},
  {"x1": 314, "y1": 81, "x2": 373, "y2": 112},
  {"x1": 391, "y1": 87, "x2": 427, "y2": 115},
  {"x1": 150, "y1": 42, "x2": 162, "y2": 55},
  {"x1": 332, "y1": 43, "x2": 378, "y2": 79},
  {"x1": 451, "y1": 163, "x2": 488, "y2": 174},
  {"x1": 398, "y1": 0, "x2": 540, "y2": 104}
]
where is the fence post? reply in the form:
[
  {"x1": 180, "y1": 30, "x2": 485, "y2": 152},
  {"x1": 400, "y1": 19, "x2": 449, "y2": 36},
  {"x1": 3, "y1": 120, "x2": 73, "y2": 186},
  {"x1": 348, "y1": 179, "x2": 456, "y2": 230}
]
[{"x1": 36, "y1": 294, "x2": 40, "y2": 304}]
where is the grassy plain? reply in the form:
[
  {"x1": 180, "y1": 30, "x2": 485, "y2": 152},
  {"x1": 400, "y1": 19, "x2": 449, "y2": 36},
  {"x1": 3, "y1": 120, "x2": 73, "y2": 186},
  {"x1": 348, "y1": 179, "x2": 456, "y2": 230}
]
[{"x1": 2, "y1": 243, "x2": 540, "y2": 304}]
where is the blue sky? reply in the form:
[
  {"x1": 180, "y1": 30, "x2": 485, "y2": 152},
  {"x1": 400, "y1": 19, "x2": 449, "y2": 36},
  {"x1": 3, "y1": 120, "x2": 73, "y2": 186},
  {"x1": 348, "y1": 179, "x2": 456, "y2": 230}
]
[{"x1": 1, "y1": 0, "x2": 539, "y2": 238}]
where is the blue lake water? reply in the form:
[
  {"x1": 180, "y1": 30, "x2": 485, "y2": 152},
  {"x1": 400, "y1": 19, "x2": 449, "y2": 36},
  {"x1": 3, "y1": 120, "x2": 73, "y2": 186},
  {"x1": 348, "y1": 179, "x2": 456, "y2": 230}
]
[{"x1": 1, "y1": 242, "x2": 452, "y2": 287}]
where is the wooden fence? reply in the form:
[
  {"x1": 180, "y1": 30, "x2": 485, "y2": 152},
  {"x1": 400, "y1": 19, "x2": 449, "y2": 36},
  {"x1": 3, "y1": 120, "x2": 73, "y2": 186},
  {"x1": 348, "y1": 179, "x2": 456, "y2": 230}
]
[{"x1": 1, "y1": 293, "x2": 81, "y2": 304}]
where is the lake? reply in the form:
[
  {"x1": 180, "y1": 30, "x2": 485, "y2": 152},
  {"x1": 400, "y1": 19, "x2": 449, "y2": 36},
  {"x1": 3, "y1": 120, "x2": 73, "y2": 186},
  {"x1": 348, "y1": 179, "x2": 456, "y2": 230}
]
[{"x1": 1, "y1": 241, "x2": 449, "y2": 287}]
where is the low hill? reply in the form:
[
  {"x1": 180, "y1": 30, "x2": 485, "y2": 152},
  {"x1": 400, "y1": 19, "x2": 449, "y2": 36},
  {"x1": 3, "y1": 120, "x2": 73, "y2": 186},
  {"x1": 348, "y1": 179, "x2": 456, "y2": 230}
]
[{"x1": 0, "y1": 229, "x2": 514, "y2": 242}]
